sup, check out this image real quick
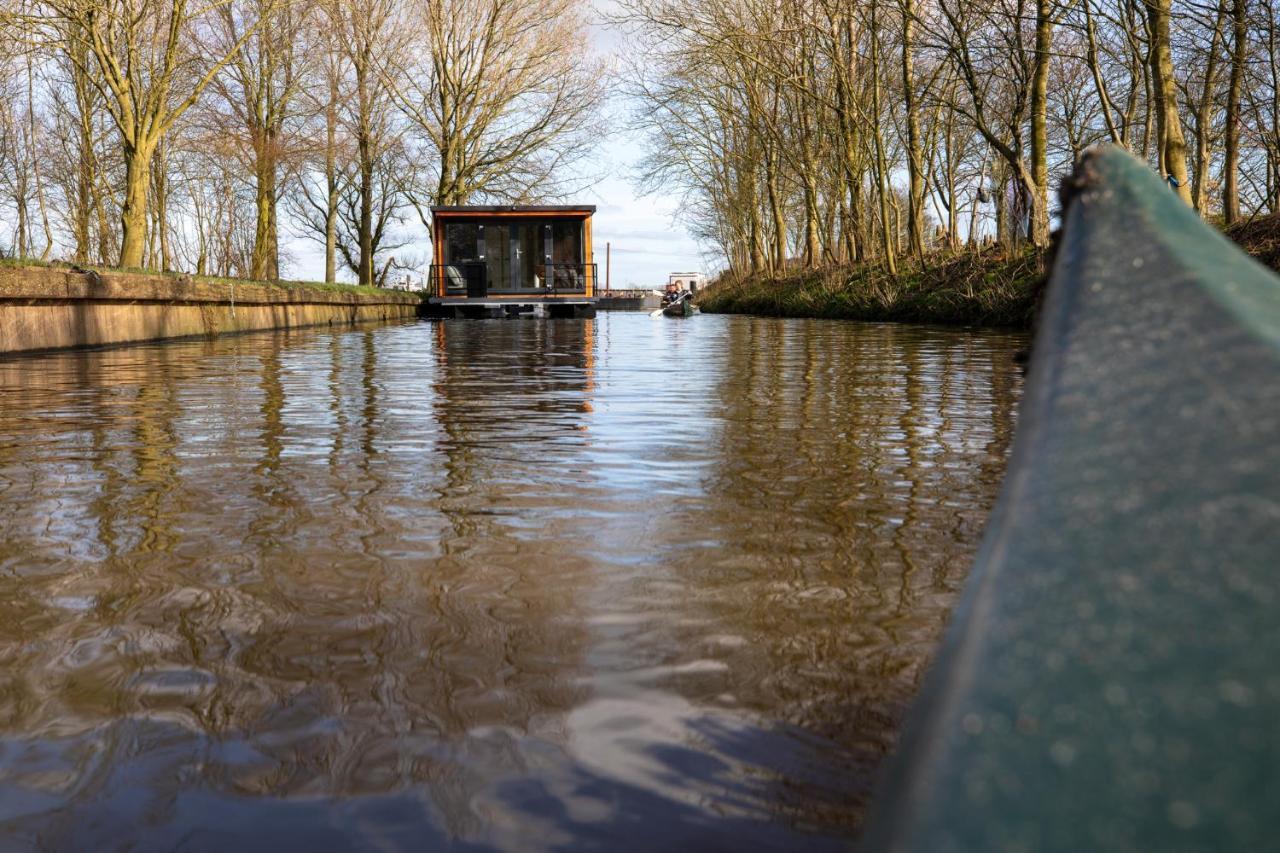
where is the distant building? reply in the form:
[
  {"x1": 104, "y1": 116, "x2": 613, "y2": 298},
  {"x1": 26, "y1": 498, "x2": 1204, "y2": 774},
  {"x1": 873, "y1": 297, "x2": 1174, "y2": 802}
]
[
  {"x1": 666, "y1": 272, "x2": 706, "y2": 294},
  {"x1": 386, "y1": 274, "x2": 418, "y2": 292}
]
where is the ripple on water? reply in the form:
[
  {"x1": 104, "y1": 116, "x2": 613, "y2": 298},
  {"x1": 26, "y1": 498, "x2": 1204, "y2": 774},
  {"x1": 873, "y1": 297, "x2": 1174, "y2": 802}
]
[{"x1": 0, "y1": 314, "x2": 1024, "y2": 848}]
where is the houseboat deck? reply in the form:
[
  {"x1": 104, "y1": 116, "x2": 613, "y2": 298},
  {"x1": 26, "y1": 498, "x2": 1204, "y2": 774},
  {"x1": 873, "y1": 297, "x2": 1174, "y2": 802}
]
[{"x1": 424, "y1": 296, "x2": 596, "y2": 319}]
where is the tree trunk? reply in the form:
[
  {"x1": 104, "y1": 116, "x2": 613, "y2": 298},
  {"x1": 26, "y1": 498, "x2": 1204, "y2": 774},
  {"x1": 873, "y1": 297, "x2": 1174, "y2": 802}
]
[
  {"x1": 870, "y1": 0, "x2": 897, "y2": 275},
  {"x1": 766, "y1": 150, "x2": 786, "y2": 269},
  {"x1": 325, "y1": 74, "x2": 339, "y2": 283},
  {"x1": 1193, "y1": 4, "x2": 1227, "y2": 213},
  {"x1": 1028, "y1": 0, "x2": 1052, "y2": 246},
  {"x1": 152, "y1": 138, "x2": 171, "y2": 271},
  {"x1": 1224, "y1": 0, "x2": 1248, "y2": 223},
  {"x1": 66, "y1": 36, "x2": 97, "y2": 263},
  {"x1": 836, "y1": 14, "x2": 865, "y2": 262},
  {"x1": 850, "y1": 178, "x2": 865, "y2": 262},
  {"x1": 747, "y1": 166, "x2": 765, "y2": 271},
  {"x1": 358, "y1": 137, "x2": 374, "y2": 286},
  {"x1": 74, "y1": 105, "x2": 94, "y2": 263},
  {"x1": 95, "y1": 160, "x2": 113, "y2": 266},
  {"x1": 356, "y1": 44, "x2": 375, "y2": 287},
  {"x1": 15, "y1": 171, "x2": 29, "y2": 258},
  {"x1": 901, "y1": 0, "x2": 925, "y2": 258},
  {"x1": 1083, "y1": 0, "x2": 1123, "y2": 144},
  {"x1": 26, "y1": 58, "x2": 54, "y2": 261},
  {"x1": 1270, "y1": 12, "x2": 1280, "y2": 212},
  {"x1": 119, "y1": 145, "x2": 151, "y2": 268},
  {"x1": 995, "y1": 163, "x2": 1008, "y2": 247},
  {"x1": 251, "y1": 142, "x2": 279, "y2": 280},
  {"x1": 1147, "y1": 0, "x2": 1193, "y2": 203},
  {"x1": 839, "y1": 199, "x2": 854, "y2": 262},
  {"x1": 1139, "y1": 0, "x2": 1155, "y2": 161},
  {"x1": 802, "y1": 170, "x2": 821, "y2": 267},
  {"x1": 73, "y1": 171, "x2": 92, "y2": 263}
]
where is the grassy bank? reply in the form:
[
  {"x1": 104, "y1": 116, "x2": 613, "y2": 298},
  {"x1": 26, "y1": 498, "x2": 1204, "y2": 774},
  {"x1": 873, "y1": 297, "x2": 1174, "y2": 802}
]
[
  {"x1": 697, "y1": 247, "x2": 1044, "y2": 328},
  {"x1": 697, "y1": 210, "x2": 1280, "y2": 329},
  {"x1": 0, "y1": 256, "x2": 405, "y2": 299},
  {"x1": 1224, "y1": 211, "x2": 1280, "y2": 268}
]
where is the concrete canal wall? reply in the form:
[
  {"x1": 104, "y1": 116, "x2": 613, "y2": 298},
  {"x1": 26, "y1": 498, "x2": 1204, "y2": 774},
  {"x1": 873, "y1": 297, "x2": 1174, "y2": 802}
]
[
  {"x1": 0, "y1": 265, "x2": 422, "y2": 355},
  {"x1": 596, "y1": 290, "x2": 662, "y2": 311}
]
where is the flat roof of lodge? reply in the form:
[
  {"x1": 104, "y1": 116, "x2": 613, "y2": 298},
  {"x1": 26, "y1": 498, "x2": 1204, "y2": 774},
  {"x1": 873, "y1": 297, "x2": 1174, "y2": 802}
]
[{"x1": 431, "y1": 204, "x2": 596, "y2": 214}]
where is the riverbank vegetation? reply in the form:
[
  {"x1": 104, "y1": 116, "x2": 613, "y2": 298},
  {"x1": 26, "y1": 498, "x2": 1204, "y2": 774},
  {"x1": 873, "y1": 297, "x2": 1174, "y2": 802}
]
[
  {"x1": 699, "y1": 248, "x2": 1043, "y2": 327},
  {"x1": 697, "y1": 211, "x2": 1280, "y2": 328},
  {"x1": 0, "y1": 257, "x2": 402, "y2": 297},
  {"x1": 0, "y1": 0, "x2": 604, "y2": 286},
  {"x1": 623, "y1": 0, "x2": 1279, "y2": 304},
  {"x1": 1225, "y1": 212, "x2": 1280, "y2": 269}
]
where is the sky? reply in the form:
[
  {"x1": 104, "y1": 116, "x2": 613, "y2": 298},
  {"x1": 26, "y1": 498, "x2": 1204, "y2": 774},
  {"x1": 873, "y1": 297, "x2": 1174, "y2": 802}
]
[{"x1": 282, "y1": 1, "x2": 708, "y2": 291}]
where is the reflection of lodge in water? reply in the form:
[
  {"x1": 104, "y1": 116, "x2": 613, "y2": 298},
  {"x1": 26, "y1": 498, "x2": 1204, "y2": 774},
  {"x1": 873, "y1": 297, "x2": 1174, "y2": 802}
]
[
  {"x1": 426, "y1": 205, "x2": 598, "y2": 319},
  {"x1": 0, "y1": 324, "x2": 601, "y2": 844},
  {"x1": 431, "y1": 318, "x2": 595, "y2": 452}
]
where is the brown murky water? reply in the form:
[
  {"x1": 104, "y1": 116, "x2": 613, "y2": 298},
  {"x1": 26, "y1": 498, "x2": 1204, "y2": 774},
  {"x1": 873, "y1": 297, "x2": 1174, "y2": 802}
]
[{"x1": 0, "y1": 314, "x2": 1024, "y2": 850}]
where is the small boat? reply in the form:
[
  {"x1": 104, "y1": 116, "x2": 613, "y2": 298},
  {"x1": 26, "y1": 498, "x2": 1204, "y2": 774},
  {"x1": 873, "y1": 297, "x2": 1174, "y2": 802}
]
[
  {"x1": 660, "y1": 292, "x2": 695, "y2": 317},
  {"x1": 663, "y1": 299, "x2": 694, "y2": 317}
]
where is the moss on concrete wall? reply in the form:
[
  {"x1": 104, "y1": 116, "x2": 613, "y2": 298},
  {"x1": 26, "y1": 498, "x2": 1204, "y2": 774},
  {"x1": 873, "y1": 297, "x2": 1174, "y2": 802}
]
[{"x1": 0, "y1": 265, "x2": 421, "y2": 354}]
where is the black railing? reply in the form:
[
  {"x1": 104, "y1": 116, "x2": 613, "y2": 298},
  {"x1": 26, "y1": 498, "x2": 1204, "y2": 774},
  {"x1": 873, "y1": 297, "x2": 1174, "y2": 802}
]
[
  {"x1": 541, "y1": 263, "x2": 596, "y2": 294},
  {"x1": 430, "y1": 262, "x2": 597, "y2": 297},
  {"x1": 431, "y1": 263, "x2": 487, "y2": 297}
]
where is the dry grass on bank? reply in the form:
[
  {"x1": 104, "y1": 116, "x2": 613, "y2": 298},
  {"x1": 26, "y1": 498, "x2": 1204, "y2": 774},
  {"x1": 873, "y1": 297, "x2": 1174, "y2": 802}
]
[
  {"x1": 697, "y1": 246, "x2": 1045, "y2": 328},
  {"x1": 1224, "y1": 212, "x2": 1280, "y2": 270},
  {"x1": 0, "y1": 256, "x2": 409, "y2": 299}
]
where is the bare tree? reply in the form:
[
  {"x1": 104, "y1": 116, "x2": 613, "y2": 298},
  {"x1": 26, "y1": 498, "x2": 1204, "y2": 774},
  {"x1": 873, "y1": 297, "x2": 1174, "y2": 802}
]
[
  {"x1": 388, "y1": 0, "x2": 605, "y2": 229},
  {"x1": 208, "y1": 0, "x2": 308, "y2": 278},
  {"x1": 27, "y1": 0, "x2": 279, "y2": 266}
]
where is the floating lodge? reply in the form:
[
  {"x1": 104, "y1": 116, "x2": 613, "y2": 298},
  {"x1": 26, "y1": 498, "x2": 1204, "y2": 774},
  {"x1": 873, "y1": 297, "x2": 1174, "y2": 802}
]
[{"x1": 426, "y1": 205, "x2": 598, "y2": 318}]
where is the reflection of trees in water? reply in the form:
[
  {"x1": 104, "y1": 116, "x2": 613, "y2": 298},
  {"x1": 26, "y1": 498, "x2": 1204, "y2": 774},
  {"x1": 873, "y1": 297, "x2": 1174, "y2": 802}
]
[
  {"x1": 0, "y1": 342, "x2": 186, "y2": 571},
  {"x1": 217, "y1": 322, "x2": 601, "y2": 837},
  {"x1": 0, "y1": 322, "x2": 605, "y2": 844},
  {"x1": 326, "y1": 332, "x2": 349, "y2": 466},
  {"x1": 0, "y1": 318, "x2": 1022, "y2": 845},
  {"x1": 0, "y1": 344, "x2": 197, "y2": 770},
  {"x1": 645, "y1": 317, "x2": 1025, "y2": 830}
]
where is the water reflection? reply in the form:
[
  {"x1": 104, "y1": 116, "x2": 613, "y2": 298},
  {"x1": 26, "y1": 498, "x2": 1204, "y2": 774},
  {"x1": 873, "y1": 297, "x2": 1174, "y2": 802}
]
[
  {"x1": 0, "y1": 315, "x2": 1024, "y2": 848},
  {"x1": 566, "y1": 317, "x2": 1025, "y2": 834}
]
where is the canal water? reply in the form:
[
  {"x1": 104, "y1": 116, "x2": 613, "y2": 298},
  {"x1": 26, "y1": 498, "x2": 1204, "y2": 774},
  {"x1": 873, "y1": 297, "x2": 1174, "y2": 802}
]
[{"x1": 0, "y1": 314, "x2": 1025, "y2": 850}]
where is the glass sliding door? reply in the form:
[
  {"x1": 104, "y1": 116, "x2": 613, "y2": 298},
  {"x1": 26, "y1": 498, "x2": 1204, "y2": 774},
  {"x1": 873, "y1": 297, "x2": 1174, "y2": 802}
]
[
  {"x1": 484, "y1": 225, "x2": 507, "y2": 295},
  {"x1": 509, "y1": 222, "x2": 542, "y2": 291},
  {"x1": 443, "y1": 222, "x2": 484, "y2": 296}
]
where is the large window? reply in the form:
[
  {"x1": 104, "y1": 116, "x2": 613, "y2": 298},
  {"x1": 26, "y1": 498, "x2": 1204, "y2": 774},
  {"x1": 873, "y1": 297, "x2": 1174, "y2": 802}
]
[
  {"x1": 551, "y1": 221, "x2": 582, "y2": 265},
  {"x1": 444, "y1": 223, "x2": 481, "y2": 263},
  {"x1": 441, "y1": 217, "x2": 587, "y2": 293},
  {"x1": 549, "y1": 221, "x2": 584, "y2": 290},
  {"x1": 442, "y1": 223, "x2": 486, "y2": 294}
]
